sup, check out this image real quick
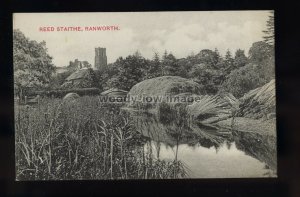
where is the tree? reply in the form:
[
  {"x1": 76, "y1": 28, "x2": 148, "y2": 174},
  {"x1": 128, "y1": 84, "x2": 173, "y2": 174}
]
[
  {"x1": 213, "y1": 48, "x2": 221, "y2": 67},
  {"x1": 220, "y1": 42, "x2": 275, "y2": 97},
  {"x1": 162, "y1": 50, "x2": 168, "y2": 60},
  {"x1": 82, "y1": 61, "x2": 92, "y2": 68},
  {"x1": 49, "y1": 70, "x2": 73, "y2": 88},
  {"x1": 105, "y1": 59, "x2": 123, "y2": 89},
  {"x1": 248, "y1": 41, "x2": 275, "y2": 81},
  {"x1": 195, "y1": 49, "x2": 219, "y2": 68},
  {"x1": 224, "y1": 49, "x2": 234, "y2": 73},
  {"x1": 263, "y1": 12, "x2": 275, "y2": 46},
  {"x1": 161, "y1": 52, "x2": 179, "y2": 76},
  {"x1": 176, "y1": 58, "x2": 193, "y2": 78},
  {"x1": 220, "y1": 63, "x2": 266, "y2": 98},
  {"x1": 106, "y1": 53, "x2": 149, "y2": 90},
  {"x1": 186, "y1": 48, "x2": 226, "y2": 93},
  {"x1": 233, "y1": 49, "x2": 248, "y2": 69},
  {"x1": 189, "y1": 63, "x2": 224, "y2": 94},
  {"x1": 248, "y1": 41, "x2": 273, "y2": 64},
  {"x1": 147, "y1": 52, "x2": 161, "y2": 78},
  {"x1": 13, "y1": 29, "x2": 55, "y2": 97},
  {"x1": 81, "y1": 68, "x2": 97, "y2": 88}
]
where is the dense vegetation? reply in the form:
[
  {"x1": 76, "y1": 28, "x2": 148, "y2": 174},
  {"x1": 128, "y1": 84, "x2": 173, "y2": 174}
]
[
  {"x1": 15, "y1": 97, "x2": 187, "y2": 180},
  {"x1": 13, "y1": 29, "x2": 55, "y2": 97},
  {"x1": 14, "y1": 13, "x2": 274, "y2": 98},
  {"x1": 13, "y1": 13, "x2": 276, "y2": 180},
  {"x1": 94, "y1": 40, "x2": 274, "y2": 98},
  {"x1": 43, "y1": 41, "x2": 273, "y2": 98}
]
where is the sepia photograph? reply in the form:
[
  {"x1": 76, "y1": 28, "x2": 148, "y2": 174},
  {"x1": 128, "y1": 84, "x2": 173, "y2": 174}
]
[{"x1": 13, "y1": 11, "x2": 276, "y2": 180}]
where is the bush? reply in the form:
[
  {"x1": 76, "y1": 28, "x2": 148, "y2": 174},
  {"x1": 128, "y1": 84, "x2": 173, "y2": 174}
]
[{"x1": 220, "y1": 63, "x2": 269, "y2": 98}]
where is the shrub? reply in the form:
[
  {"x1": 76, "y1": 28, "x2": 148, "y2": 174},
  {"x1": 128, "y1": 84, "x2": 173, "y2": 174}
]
[{"x1": 220, "y1": 63, "x2": 268, "y2": 98}]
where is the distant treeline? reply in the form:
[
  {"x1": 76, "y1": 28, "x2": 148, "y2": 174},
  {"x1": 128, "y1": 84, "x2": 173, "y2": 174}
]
[
  {"x1": 79, "y1": 41, "x2": 274, "y2": 98},
  {"x1": 50, "y1": 41, "x2": 274, "y2": 98},
  {"x1": 14, "y1": 19, "x2": 275, "y2": 99}
]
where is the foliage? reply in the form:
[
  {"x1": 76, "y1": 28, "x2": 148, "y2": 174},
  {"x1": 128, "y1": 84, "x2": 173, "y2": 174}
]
[
  {"x1": 14, "y1": 29, "x2": 55, "y2": 94},
  {"x1": 189, "y1": 63, "x2": 224, "y2": 94},
  {"x1": 14, "y1": 25, "x2": 275, "y2": 101},
  {"x1": 176, "y1": 58, "x2": 193, "y2": 78},
  {"x1": 67, "y1": 60, "x2": 92, "y2": 72},
  {"x1": 49, "y1": 70, "x2": 73, "y2": 88},
  {"x1": 61, "y1": 68, "x2": 98, "y2": 89},
  {"x1": 249, "y1": 41, "x2": 274, "y2": 64},
  {"x1": 233, "y1": 49, "x2": 248, "y2": 69},
  {"x1": 221, "y1": 41, "x2": 274, "y2": 98},
  {"x1": 224, "y1": 50, "x2": 234, "y2": 73},
  {"x1": 146, "y1": 52, "x2": 162, "y2": 79},
  {"x1": 194, "y1": 49, "x2": 221, "y2": 69},
  {"x1": 263, "y1": 12, "x2": 275, "y2": 46},
  {"x1": 15, "y1": 96, "x2": 187, "y2": 180},
  {"x1": 185, "y1": 49, "x2": 226, "y2": 94},
  {"x1": 220, "y1": 63, "x2": 267, "y2": 98},
  {"x1": 93, "y1": 40, "x2": 273, "y2": 98},
  {"x1": 106, "y1": 52, "x2": 150, "y2": 91},
  {"x1": 161, "y1": 52, "x2": 180, "y2": 76}
]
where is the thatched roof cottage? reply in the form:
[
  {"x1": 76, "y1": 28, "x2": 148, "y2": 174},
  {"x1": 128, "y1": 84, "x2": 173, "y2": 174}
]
[{"x1": 61, "y1": 68, "x2": 95, "y2": 89}]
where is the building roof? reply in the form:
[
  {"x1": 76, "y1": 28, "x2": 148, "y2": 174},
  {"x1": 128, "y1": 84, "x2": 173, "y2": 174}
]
[{"x1": 65, "y1": 68, "x2": 90, "y2": 81}]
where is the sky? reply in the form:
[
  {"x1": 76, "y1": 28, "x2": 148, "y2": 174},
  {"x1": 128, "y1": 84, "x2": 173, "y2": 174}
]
[{"x1": 13, "y1": 11, "x2": 272, "y2": 67}]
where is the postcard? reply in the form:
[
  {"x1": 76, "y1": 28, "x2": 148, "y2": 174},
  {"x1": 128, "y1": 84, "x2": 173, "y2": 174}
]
[{"x1": 13, "y1": 11, "x2": 276, "y2": 180}]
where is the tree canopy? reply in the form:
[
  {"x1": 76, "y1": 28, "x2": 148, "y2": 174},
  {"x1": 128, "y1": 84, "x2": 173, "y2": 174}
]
[
  {"x1": 106, "y1": 52, "x2": 150, "y2": 90},
  {"x1": 99, "y1": 44, "x2": 274, "y2": 96},
  {"x1": 220, "y1": 41, "x2": 275, "y2": 97},
  {"x1": 263, "y1": 12, "x2": 275, "y2": 46},
  {"x1": 14, "y1": 29, "x2": 55, "y2": 91},
  {"x1": 14, "y1": 24, "x2": 275, "y2": 99}
]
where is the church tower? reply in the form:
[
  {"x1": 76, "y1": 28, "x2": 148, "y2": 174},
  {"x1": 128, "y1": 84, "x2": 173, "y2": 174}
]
[{"x1": 94, "y1": 47, "x2": 107, "y2": 70}]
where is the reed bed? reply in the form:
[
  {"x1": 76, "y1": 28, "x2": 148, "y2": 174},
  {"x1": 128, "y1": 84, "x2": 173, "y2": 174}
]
[{"x1": 15, "y1": 96, "x2": 187, "y2": 180}]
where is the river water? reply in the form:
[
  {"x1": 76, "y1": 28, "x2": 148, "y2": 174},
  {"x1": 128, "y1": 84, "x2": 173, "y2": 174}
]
[{"x1": 130, "y1": 112, "x2": 277, "y2": 178}]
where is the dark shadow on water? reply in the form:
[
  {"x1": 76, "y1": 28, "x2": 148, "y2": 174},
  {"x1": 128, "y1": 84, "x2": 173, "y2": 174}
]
[
  {"x1": 128, "y1": 110, "x2": 277, "y2": 176},
  {"x1": 129, "y1": 110, "x2": 231, "y2": 148},
  {"x1": 233, "y1": 130, "x2": 277, "y2": 171}
]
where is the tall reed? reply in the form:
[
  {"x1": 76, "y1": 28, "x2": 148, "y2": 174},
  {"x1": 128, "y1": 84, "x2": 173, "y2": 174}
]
[{"x1": 15, "y1": 96, "x2": 187, "y2": 180}]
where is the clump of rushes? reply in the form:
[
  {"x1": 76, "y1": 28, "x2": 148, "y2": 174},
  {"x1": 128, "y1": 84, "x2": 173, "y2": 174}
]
[{"x1": 15, "y1": 96, "x2": 187, "y2": 180}]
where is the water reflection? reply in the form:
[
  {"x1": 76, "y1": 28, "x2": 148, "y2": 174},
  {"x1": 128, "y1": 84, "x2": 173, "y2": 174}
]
[
  {"x1": 130, "y1": 111, "x2": 277, "y2": 178},
  {"x1": 233, "y1": 130, "x2": 277, "y2": 171},
  {"x1": 144, "y1": 141, "x2": 276, "y2": 178}
]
